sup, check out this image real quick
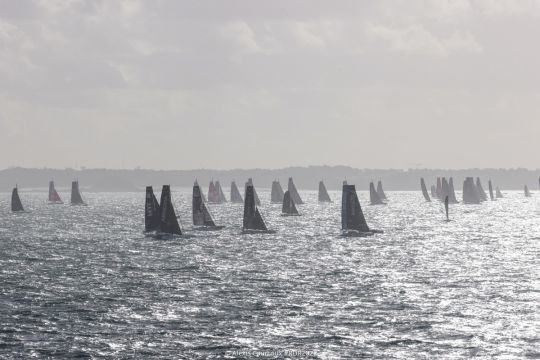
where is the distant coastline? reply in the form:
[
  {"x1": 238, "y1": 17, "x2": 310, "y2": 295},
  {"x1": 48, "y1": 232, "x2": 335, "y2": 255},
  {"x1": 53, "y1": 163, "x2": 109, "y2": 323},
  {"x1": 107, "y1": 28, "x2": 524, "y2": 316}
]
[{"x1": 0, "y1": 166, "x2": 538, "y2": 192}]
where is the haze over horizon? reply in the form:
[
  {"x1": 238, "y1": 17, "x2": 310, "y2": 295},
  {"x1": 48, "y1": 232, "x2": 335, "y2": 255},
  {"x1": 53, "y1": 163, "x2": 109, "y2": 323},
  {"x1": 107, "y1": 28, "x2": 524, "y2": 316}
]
[{"x1": 1, "y1": 1, "x2": 539, "y2": 170}]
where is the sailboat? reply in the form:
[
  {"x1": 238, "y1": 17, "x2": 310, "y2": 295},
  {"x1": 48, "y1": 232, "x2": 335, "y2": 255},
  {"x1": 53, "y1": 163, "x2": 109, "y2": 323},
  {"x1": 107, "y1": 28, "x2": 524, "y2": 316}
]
[
  {"x1": 270, "y1": 180, "x2": 285, "y2": 203},
  {"x1": 246, "y1": 178, "x2": 261, "y2": 206},
  {"x1": 444, "y1": 196, "x2": 450, "y2": 222},
  {"x1": 448, "y1": 177, "x2": 459, "y2": 204},
  {"x1": 376, "y1": 180, "x2": 388, "y2": 201},
  {"x1": 48, "y1": 181, "x2": 63, "y2": 204},
  {"x1": 11, "y1": 185, "x2": 24, "y2": 212},
  {"x1": 157, "y1": 185, "x2": 182, "y2": 236},
  {"x1": 242, "y1": 185, "x2": 275, "y2": 234},
  {"x1": 281, "y1": 190, "x2": 300, "y2": 216},
  {"x1": 287, "y1": 177, "x2": 304, "y2": 205},
  {"x1": 462, "y1": 177, "x2": 481, "y2": 204},
  {"x1": 230, "y1": 181, "x2": 243, "y2": 203},
  {"x1": 193, "y1": 182, "x2": 224, "y2": 230},
  {"x1": 430, "y1": 185, "x2": 437, "y2": 198},
  {"x1": 215, "y1": 181, "x2": 228, "y2": 203},
  {"x1": 488, "y1": 180, "x2": 495, "y2": 201},
  {"x1": 144, "y1": 186, "x2": 160, "y2": 232},
  {"x1": 476, "y1": 178, "x2": 488, "y2": 202},
  {"x1": 496, "y1": 187, "x2": 503, "y2": 198},
  {"x1": 207, "y1": 180, "x2": 220, "y2": 203},
  {"x1": 420, "y1": 178, "x2": 431, "y2": 202},
  {"x1": 369, "y1": 181, "x2": 385, "y2": 205},
  {"x1": 341, "y1": 184, "x2": 382, "y2": 237},
  {"x1": 318, "y1": 180, "x2": 332, "y2": 203},
  {"x1": 71, "y1": 180, "x2": 85, "y2": 205},
  {"x1": 524, "y1": 185, "x2": 532, "y2": 197},
  {"x1": 440, "y1": 177, "x2": 450, "y2": 203},
  {"x1": 435, "y1": 177, "x2": 442, "y2": 199}
]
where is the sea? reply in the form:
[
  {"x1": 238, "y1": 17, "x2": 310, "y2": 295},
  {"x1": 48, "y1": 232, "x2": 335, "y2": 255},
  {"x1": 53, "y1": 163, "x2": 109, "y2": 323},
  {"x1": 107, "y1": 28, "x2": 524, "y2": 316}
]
[{"x1": 0, "y1": 189, "x2": 539, "y2": 359}]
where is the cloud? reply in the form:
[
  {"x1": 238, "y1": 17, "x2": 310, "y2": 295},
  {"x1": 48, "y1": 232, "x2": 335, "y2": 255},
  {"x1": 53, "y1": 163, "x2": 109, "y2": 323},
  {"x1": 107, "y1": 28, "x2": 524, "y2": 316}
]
[{"x1": 221, "y1": 21, "x2": 273, "y2": 54}]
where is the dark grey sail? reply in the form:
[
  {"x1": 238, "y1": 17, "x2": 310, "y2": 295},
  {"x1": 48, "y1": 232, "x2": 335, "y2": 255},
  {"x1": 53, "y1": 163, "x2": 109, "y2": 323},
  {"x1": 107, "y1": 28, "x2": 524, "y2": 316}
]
[
  {"x1": 230, "y1": 181, "x2": 243, "y2": 203},
  {"x1": 524, "y1": 185, "x2": 531, "y2": 197},
  {"x1": 243, "y1": 185, "x2": 270, "y2": 232},
  {"x1": 71, "y1": 180, "x2": 85, "y2": 205},
  {"x1": 444, "y1": 195, "x2": 449, "y2": 221},
  {"x1": 318, "y1": 180, "x2": 332, "y2": 202},
  {"x1": 282, "y1": 190, "x2": 299, "y2": 216},
  {"x1": 369, "y1": 181, "x2": 384, "y2": 205},
  {"x1": 287, "y1": 177, "x2": 304, "y2": 205},
  {"x1": 462, "y1": 177, "x2": 481, "y2": 204},
  {"x1": 420, "y1": 178, "x2": 431, "y2": 202},
  {"x1": 440, "y1": 177, "x2": 450, "y2": 203},
  {"x1": 436, "y1": 177, "x2": 442, "y2": 199},
  {"x1": 430, "y1": 185, "x2": 437, "y2": 198},
  {"x1": 11, "y1": 186, "x2": 24, "y2": 212},
  {"x1": 376, "y1": 180, "x2": 387, "y2": 201},
  {"x1": 448, "y1": 178, "x2": 459, "y2": 204},
  {"x1": 341, "y1": 184, "x2": 380, "y2": 236},
  {"x1": 145, "y1": 186, "x2": 160, "y2": 232},
  {"x1": 246, "y1": 178, "x2": 261, "y2": 206},
  {"x1": 48, "y1": 181, "x2": 63, "y2": 203},
  {"x1": 271, "y1": 180, "x2": 285, "y2": 203},
  {"x1": 215, "y1": 181, "x2": 227, "y2": 203},
  {"x1": 193, "y1": 182, "x2": 218, "y2": 227},
  {"x1": 496, "y1": 187, "x2": 503, "y2": 198},
  {"x1": 476, "y1": 178, "x2": 488, "y2": 202},
  {"x1": 158, "y1": 185, "x2": 182, "y2": 235},
  {"x1": 488, "y1": 180, "x2": 495, "y2": 201}
]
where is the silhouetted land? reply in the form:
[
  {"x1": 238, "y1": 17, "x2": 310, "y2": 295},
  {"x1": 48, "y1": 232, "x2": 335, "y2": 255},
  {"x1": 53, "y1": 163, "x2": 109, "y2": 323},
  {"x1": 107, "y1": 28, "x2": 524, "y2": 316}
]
[{"x1": 0, "y1": 166, "x2": 538, "y2": 192}]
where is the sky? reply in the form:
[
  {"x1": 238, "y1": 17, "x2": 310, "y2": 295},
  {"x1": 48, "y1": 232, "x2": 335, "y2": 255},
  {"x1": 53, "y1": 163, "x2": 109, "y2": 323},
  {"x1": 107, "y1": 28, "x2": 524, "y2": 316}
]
[{"x1": 0, "y1": 0, "x2": 539, "y2": 170}]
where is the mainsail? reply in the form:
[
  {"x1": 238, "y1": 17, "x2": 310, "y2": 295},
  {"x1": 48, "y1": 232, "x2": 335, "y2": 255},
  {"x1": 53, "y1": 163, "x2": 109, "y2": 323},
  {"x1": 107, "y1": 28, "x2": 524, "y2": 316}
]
[
  {"x1": 420, "y1": 178, "x2": 431, "y2": 202},
  {"x1": 207, "y1": 181, "x2": 220, "y2": 203},
  {"x1": 11, "y1": 186, "x2": 24, "y2": 212},
  {"x1": 48, "y1": 181, "x2": 63, "y2": 203},
  {"x1": 496, "y1": 187, "x2": 503, "y2": 198},
  {"x1": 158, "y1": 185, "x2": 182, "y2": 235},
  {"x1": 436, "y1": 177, "x2": 442, "y2": 199},
  {"x1": 488, "y1": 180, "x2": 495, "y2": 201},
  {"x1": 369, "y1": 181, "x2": 384, "y2": 205},
  {"x1": 71, "y1": 180, "x2": 85, "y2": 205},
  {"x1": 230, "y1": 181, "x2": 243, "y2": 203},
  {"x1": 448, "y1": 177, "x2": 459, "y2": 204},
  {"x1": 444, "y1": 196, "x2": 449, "y2": 221},
  {"x1": 287, "y1": 177, "x2": 304, "y2": 205},
  {"x1": 215, "y1": 181, "x2": 228, "y2": 203},
  {"x1": 430, "y1": 185, "x2": 437, "y2": 198},
  {"x1": 282, "y1": 190, "x2": 300, "y2": 216},
  {"x1": 243, "y1": 185, "x2": 269, "y2": 232},
  {"x1": 376, "y1": 180, "x2": 387, "y2": 201},
  {"x1": 440, "y1": 177, "x2": 450, "y2": 203},
  {"x1": 271, "y1": 180, "x2": 285, "y2": 203},
  {"x1": 476, "y1": 178, "x2": 488, "y2": 201},
  {"x1": 144, "y1": 186, "x2": 160, "y2": 232},
  {"x1": 318, "y1": 180, "x2": 332, "y2": 202},
  {"x1": 341, "y1": 184, "x2": 370, "y2": 233},
  {"x1": 193, "y1": 182, "x2": 217, "y2": 227},
  {"x1": 462, "y1": 177, "x2": 481, "y2": 204},
  {"x1": 246, "y1": 178, "x2": 261, "y2": 206},
  {"x1": 524, "y1": 185, "x2": 531, "y2": 197}
]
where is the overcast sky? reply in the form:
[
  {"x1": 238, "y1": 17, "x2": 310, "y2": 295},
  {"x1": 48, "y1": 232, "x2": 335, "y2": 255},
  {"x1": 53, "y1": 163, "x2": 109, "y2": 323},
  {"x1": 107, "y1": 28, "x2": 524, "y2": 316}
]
[{"x1": 0, "y1": 0, "x2": 539, "y2": 170}]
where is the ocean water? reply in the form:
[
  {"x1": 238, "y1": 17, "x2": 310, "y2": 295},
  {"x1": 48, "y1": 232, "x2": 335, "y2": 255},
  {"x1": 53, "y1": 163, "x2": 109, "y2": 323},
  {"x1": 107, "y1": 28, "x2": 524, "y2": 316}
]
[{"x1": 0, "y1": 189, "x2": 539, "y2": 359}]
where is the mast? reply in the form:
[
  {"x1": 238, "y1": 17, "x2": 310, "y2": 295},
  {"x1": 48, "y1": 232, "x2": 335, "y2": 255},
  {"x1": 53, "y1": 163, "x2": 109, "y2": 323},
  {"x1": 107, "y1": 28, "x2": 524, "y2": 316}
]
[
  {"x1": 376, "y1": 180, "x2": 387, "y2": 201},
  {"x1": 318, "y1": 180, "x2": 332, "y2": 202},
  {"x1": 230, "y1": 181, "x2": 243, "y2": 203},
  {"x1": 282, "y1": 190, "x2": 299, "y2": 216},
  {"x1": 11, "y1": 186, "x2": 24, "y2": 212},
  {"x1": 158, "y1": 185, "x2": 182, "y2": 235},
  {"x1": 271, "y1": 180, "x2": 285, "y2": 203},
  {"x1": 48, "y1": 181, "x2": 63, "y2": 203},
  {"x1": 420, "y1": 178, "x2": 431, "y2": 202},
  {"x1": 488, "y1": 180, "x2": 495, "y2": 201},
  {"x1": 144, "y1": 186, "x2": 160, "y2": 232},
  {"x1": 369, "y1": 181, "x2": 384, "y2": 205},
  {"x1": 341, "y1": 184, "x2": 370, "y2": 232},
  {"x1": 70, "y1": 180, "x2": 85, "y2": 205},
  {"x1": 193, "y1": 182, "x2": 217, "y2": 226},
  {"x1": 243, "y1": 185, "x2": 268, "y2": 231},
  {"x1": 287, "y1": 177, "x2": 304, "y2": 205}
]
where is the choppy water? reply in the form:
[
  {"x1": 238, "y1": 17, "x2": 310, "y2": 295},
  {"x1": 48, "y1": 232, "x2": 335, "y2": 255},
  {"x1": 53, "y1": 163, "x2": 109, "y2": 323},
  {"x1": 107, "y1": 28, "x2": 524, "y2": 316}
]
[{"x1": 1, "y1": 189, "x2": 539, "y2": 359}]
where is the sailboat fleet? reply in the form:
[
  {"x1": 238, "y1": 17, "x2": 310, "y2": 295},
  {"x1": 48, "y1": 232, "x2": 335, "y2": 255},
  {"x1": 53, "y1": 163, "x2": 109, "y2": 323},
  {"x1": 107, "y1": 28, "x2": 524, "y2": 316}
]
[{"x1": 6, "y1": 175, "x2": 537, "y2": 237}]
